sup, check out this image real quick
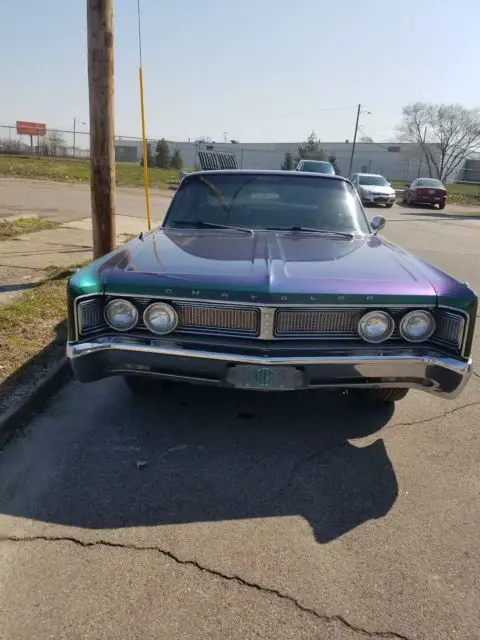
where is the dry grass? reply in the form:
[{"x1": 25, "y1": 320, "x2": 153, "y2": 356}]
[{"x1": 0, "y1": 217, "x2": 59, "y2": 241}]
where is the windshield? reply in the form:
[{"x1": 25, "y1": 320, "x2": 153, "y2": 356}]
[
  {"x1": 300, "y1": 161, "x2": 335, "y2": 174},
  {"x1": 416, "y1": 179, "x2": 443, "y2": 187},
  {"x1": 358, "y1": 175, "x2": 389, "y2": 186},
  {"x1": 164, "y1": 173, "x2": 370, "y2": 234}
]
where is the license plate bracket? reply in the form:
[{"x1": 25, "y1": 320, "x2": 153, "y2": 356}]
[{"x1": 226, "y1": 365, "x2": 303, "y2": 390}]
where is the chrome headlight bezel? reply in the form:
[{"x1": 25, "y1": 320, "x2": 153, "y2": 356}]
[
  {"x1": 104, "y1": 298, "x2": 139, "y2": 331},
  {"x1": 143, "y1": 302, "x2": 178, "y2": 335},
  {"x1": 399, "y1": 310, "x2": 436, "y2": 343},
  {"x1": 358, "y1": 310, "x2": 395, "y2": 344}
]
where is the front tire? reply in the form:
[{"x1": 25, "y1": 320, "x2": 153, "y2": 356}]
[
  {"x1": 438, "y1": 202, "x2": 446, "y2": 210},
  {"x1": 124, "y1": 375, "x2": 164, "y2": 394},
  {"x1": 364, "y1": 388, "x2": 409, "y2": 403},
  {"x1": 385, "y1": 203, "x2": 394, "y2": 208}
]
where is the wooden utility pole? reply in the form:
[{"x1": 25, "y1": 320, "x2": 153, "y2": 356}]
[{"x1": 87, "y1": 0, "x2": 116, "y2": 259}]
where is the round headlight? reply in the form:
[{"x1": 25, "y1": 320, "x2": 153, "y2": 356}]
[
  {"x1": 358, "y1": 310, "x2": 394, "y2": 343},
  {"x1": 144, "y1": 302, "x2": 178, "y2": 335},
  {"x1": 105, "y1": 298, "x2": 138, "y2": 331},
  {"x1": 399, "y1": 310, "x2": 435, "y2": 343}
]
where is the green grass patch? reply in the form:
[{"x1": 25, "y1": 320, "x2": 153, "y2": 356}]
[
  {"x1": 0, "y1": 155, "x2": 181, "y2": 189},
  {"x1": 0, "y1": 216, "x2": 60, "y2": 241}
]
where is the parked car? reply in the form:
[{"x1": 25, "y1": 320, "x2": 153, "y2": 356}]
[
  {"x1": 296, "y1": 159, "x2": 335, "y2": 175},
  {"x1": 402, "y1": 178, "x2": 447, "y2": 209},
  {"x1": 350, "y1": 173, "x2": 396, "y2": 207},
  {"x1": 67, "y1": 170, "x2": 476, "y2": 404}
]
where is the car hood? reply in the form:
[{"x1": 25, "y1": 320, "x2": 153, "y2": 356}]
[
  {"x1": 103, "y1": 229, "x2": 439, "y2": 304},
  {"x1": 359, "y1": 185, "x2": 395, "y2": 195}
]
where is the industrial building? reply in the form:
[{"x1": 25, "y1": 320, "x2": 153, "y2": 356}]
[{"x1": 114, "y1": 138, "x2": 475, "y2": 183}]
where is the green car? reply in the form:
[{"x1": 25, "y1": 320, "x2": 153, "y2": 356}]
[{"x1": 67, "y1": 170, "x2": 476, "y2": 403}]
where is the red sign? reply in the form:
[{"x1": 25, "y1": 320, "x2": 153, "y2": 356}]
[{"x1": 16, "y1": 121, "x2": 47, "y2": 136}]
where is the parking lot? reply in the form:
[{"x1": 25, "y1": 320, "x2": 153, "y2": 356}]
[{"x1": 0, "y1": 184, "x2": 479, "y2": 639}]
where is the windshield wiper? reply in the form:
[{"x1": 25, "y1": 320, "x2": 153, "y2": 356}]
[
  {"x1": 169, "y1": 220, "x2": 253, "y2": 234},
  {"x1": 266, "y1": 226, "x2": 354, "y2": 238}
]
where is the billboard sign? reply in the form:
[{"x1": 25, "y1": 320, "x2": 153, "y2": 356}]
[{"x1": 16, "y1": 121, "x2": 47, "y2": 136}]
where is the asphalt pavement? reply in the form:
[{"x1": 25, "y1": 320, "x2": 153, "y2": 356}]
[
  {"x1": 0, "y1": 177, "x2": 173, "y2": 223},
  {"x1": 0, "y1": 189, "x2": 479, "y2": 639}
]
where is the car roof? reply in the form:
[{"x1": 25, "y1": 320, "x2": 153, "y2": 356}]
[
  {"x1": 355, "y1": 173, "x2": 385, "y2": 178},
  {"x1": 299, "y1": 159, "x2": 332, "y2": 163},
  {"x1": 184, "y1": 169, "x2": 347, "y2": 183}
]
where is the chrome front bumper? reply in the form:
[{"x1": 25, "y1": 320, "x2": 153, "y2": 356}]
[
  {"x1": 362, "y1": 194, "x2": 396, "y2": 204},
  {"x1": 67, "y1": 338, "x2": 473, "y2": 398}
]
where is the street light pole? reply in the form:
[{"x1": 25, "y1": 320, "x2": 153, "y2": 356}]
[{"x1": 348, "y1": 104, "x2": 361, "y2": 176}]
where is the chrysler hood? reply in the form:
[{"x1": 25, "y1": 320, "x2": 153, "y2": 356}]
[{"x1": 104, "y1": 229, "x2": 439, "y2": 304}]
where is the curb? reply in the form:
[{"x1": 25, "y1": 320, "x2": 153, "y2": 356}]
[{"x1": 0, "y1": 358, "x2": 72, "y2": 449}]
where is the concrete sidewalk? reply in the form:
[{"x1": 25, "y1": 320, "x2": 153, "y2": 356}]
[{"x1": 0, "y1": 214, "x2": 163, "y2": 304}]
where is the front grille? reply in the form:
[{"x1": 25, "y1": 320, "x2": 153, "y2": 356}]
[
  {"x1": 275, "y1": 309, "x2": 361, "y2": 338},
  {"x1": 176, "y1": 302, "x2": 260, "y2": 337},
  {"x1": 432, "y1": 311, "x2": 465, "y2": 350},
  {"x1": 78, "y1": 298, "x2": 103, "y2": 335},
  {"x1": 76, "y1": 297, "x2": 466, "y2": 354}
]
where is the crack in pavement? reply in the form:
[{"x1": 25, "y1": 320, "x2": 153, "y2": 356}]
[
  {"x1": 385, "y1": 400, "x2": 480, "y2": 432},
  {"x1": 277, "y1": 398, "x2": 480, "y2": 499},
  {"x1": 0, "y1": 535, "x2": 411, "y2": 640}
]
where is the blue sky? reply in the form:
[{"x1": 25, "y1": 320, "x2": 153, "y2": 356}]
[{"x1": 1, "y1": 0, "x2": 479, "y2": 144}]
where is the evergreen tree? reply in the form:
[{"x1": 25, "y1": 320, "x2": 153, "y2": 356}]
[
  {"x1": 155, "y1": 138, "x2": 170, "y2": 169},
  {"x1": 328, "y1": 154, "x2": 341, "y2": 175},
  {"x1": 170, "y1": 149, "x2": 184, "y2": 170}
]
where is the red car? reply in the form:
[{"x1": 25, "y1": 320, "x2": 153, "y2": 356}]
[{"x1": 403, "y1": 178, "x2": 447, "y2": 209}]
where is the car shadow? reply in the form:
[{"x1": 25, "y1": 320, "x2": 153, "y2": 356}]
[{"x1": 1, "y1": 380, "x2": 399, "y2": 544}]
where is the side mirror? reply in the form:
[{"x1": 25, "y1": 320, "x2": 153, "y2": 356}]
[{"x1": 370, "y1": 215, "x2": 386, "y2": 234}]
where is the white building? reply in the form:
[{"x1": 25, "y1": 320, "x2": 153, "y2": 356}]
[{"x1": 114, "y1": 138, "x2": 462, "y2": 183}]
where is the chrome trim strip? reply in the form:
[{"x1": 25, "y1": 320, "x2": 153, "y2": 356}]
[
  {"x1": 67, "y1": 338, "x2": 472, "y2": 399},
  {"x1": 101, "y1": 292, "x2": 437, "y2": 309}
]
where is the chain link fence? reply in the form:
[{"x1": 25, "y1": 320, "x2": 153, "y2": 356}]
[{"x1": 2, "y1": 124, "x2": 480, "y2": 185}]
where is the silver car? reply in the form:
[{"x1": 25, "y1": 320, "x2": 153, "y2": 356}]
[{"x1": 350, "y1": 173, "x2": 396, "y2": 207}]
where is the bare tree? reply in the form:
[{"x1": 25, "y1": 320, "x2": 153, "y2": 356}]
[
  {"x1": 360, "y1": 136, "x2": 374, "y2": 143},
  {"x1": 43, "y1": 130, "x2": 67, "y2": 157},
  {"x1": 398, "y1": 103, "x2": 480, "y2": 181}
]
